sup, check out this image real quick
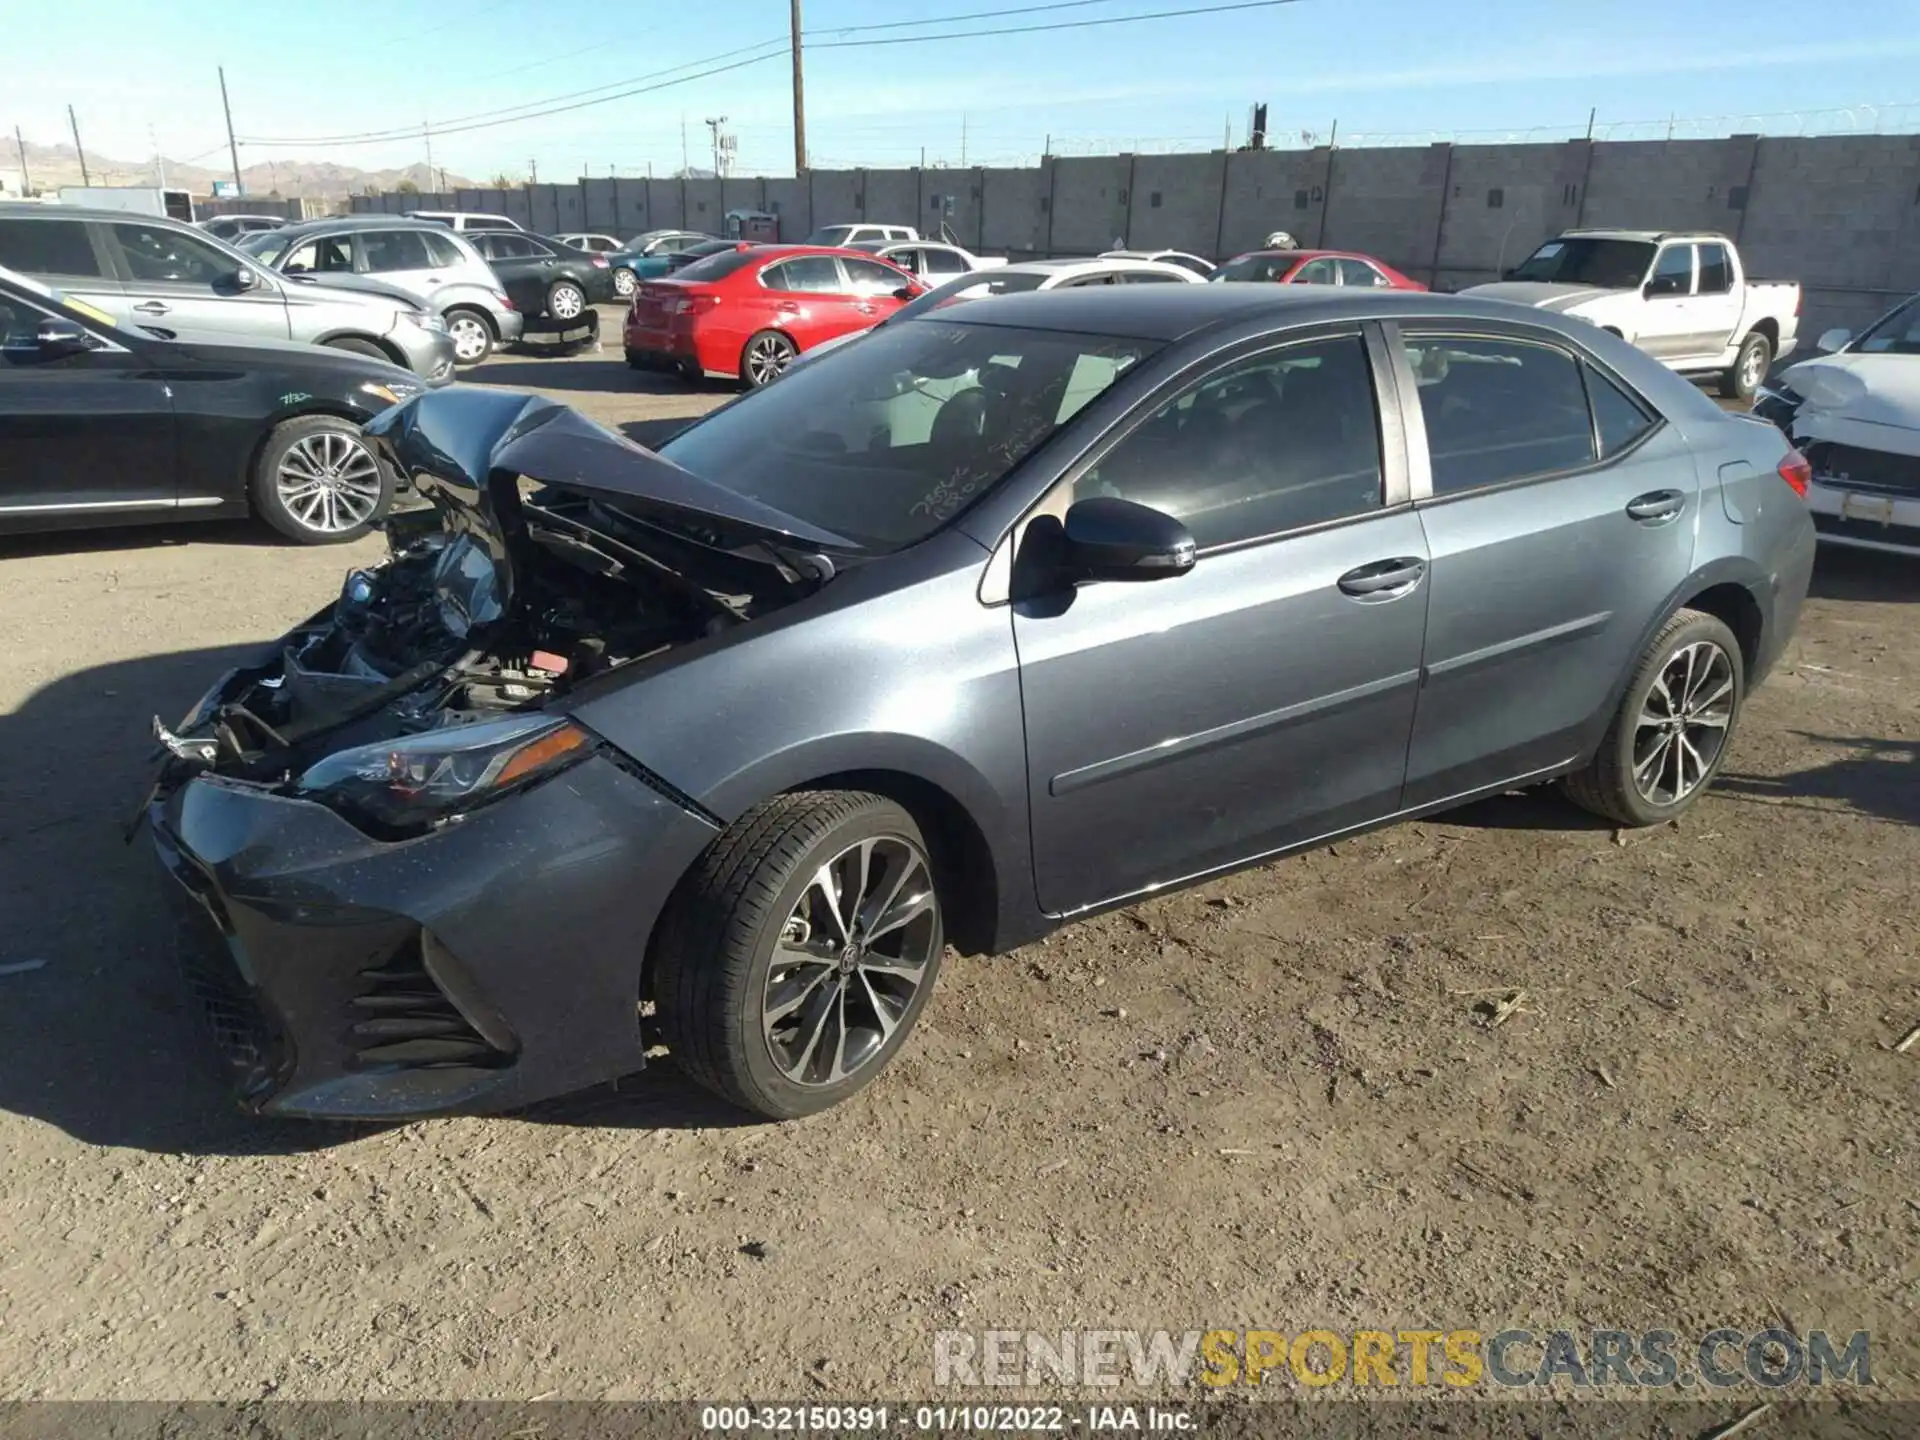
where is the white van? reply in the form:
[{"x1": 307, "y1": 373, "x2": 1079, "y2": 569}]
[{"x1": 404, "y1": 210, "x2": 524, "y2": 234}]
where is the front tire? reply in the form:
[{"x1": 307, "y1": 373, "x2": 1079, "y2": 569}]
[
  {"x1": 1563, "y1": 608, "x2": 1744, "y2": 826},
  {"x1": 612, "y1": 267, "x2": 637, "y2": 298},
  {"x1": 652, "y1": 791, "x2": 946, "y2": 1120},
  {"x1": 547, "y1": 280, "x2": 587, "y2": 322},
  {"x1": 740, "y1": 329, "x2": 797, "y2": 389},
  {"x1": 250, "y1": 415, "x2": 393, "y2": 545},
  {"x1": 1722, "y1": 331, "x2": 1772, "y2": 401}
]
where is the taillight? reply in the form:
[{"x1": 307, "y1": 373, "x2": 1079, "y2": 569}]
[
  {"x1": 1778, "y1": 448, "x2": 1812, "y2": 497},
  {"x1": 493, "y1": 290, "x2": 517, "y2": 311},
  {"x1": 675, "y1": 293, "x2": 720, "y2": 315}
]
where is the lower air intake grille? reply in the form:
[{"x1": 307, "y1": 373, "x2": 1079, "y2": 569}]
[{"x1": 351, "y1": 937, "x2": 514, "y2": 1070}]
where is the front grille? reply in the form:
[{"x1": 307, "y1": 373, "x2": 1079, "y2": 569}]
[
  {"x1": 350, "y1": 936, "x2": 514, "y2": 1070},
  {"x1": 182, "y1": 944, "x2": 278, "y2": 1081},
  {"x1": 1807, "y1": 442, "x2": 1920, "y2": 497}
]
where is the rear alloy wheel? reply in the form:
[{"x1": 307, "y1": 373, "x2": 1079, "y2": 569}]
[
  {"x1": 251, "y1": 415, "x2": 393, "y2": 544},
  {"x1": 612, "y1": 267, "x2": 637, "y2": 298},
  {"x1": 740, "y1": 329, "x2": 797, "y2": 389},
  {"x1": 445, "y1": 308, "x2": 494, "y2": 366},
  {"x1": 652, "y1": 791, "x2": 945, "y2": 1119},
  {"x1": 1722, "y1": 331, "x2": 1772, "y2": 400},
  {"x1": 547, "y1": 281, "x2": 587, "y2": 322},
  {"x1": 1563, "y1": 608, "x2": 1744, "y2": 826}
]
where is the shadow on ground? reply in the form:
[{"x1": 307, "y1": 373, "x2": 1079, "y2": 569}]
[
  {"x1": 0, "y1": 646, "x2": 758, "y2": 1156},
  {"x1": 1810, "y1": 544, "x2": 1920, "y2": 603},
  {"x1": 0, "y1": 519, "x2": 281, "y2": 561},
  {"x1": 1718, "y1": 733, "x2": 1920, "y2": 827},
  {"x1": 466, "y1": 357, "x2": 703, "y2": 397}
]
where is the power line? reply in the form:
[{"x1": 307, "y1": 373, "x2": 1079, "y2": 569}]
[
  {"x1": 814, "y1": 0, "x2": 1304, "y2": 49},
  {"x1": 238, "y1": 0, "x2": 1305, "y2": 151},
  {"x1": 818, "y1": 0, "x2": 1134, "y2": 35}
]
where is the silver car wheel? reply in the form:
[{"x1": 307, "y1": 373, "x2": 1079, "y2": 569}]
[
  {"x1": 762, "y1": 835, "x2": 939, "y2": 1088},
  {"x1": 612, "y1": 268, "x2": 636, "y2": 297},
  {"x1": 448, "y1": 314, "x2": 490, "y2": 363},
  {"x1": 549, "y1": 284, "x2": 585, "y2": 320},
  {"x1": 745, "y1": 332, "x2": 794, "y2": 386},
  {"x1": 1739, "y1": 340, "x2": 1768, "y2": 391},
  {"x1": 1631, "y1": 639, "x2": 1735, "y2": 806},
  {"x1": 275, "y1": 432, "x2": 383, "y2": 535}
]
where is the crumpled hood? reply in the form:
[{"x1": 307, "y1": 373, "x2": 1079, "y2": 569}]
[
  {"x1": 1461, "y1": 281, "x2": 1618, "y2": 313},
  {"x1": 1779, "y1": 353, "x2": 1920, "y2": 431},
  {"x1": 363, "y1": 389, "x2": 858, "y2": 613}
]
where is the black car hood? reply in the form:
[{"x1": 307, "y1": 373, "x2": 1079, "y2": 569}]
[{"x1": 364, "y1": 389, "x2": 857, "y2": 610}]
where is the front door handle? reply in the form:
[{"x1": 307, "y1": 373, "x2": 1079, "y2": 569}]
[
  {"x1": 1625, "y1": 489, "x2": 1685, "y2": 523},
  {"x1": 132, "y1": 301, "x2": 171, "y2": 316},
  {"x1": 1337, "y1": 557, "x2": 1426, "y2": 599},
  {"x1": 776, "y1": 301, "x2": 801, "y2": 314}
]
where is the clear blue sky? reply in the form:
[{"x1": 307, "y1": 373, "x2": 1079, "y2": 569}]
[{"x1": 9, "y1": 0, "x2": 1920, "y2": 182}]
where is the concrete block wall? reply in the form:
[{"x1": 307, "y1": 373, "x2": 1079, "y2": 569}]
[{"x1": 354, "y1": 131, "x2": 1920, "y2": 345}]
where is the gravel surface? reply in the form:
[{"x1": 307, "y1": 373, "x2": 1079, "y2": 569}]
[{"x1": 1, "y1": 312, "x2": 1914, "y2": 1402}]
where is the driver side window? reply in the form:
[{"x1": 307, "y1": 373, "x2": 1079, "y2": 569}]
[{"x1": 1075, "y1": 336, "x2": 1385, "y2": 549}]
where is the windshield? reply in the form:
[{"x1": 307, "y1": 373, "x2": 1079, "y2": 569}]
[
  {"x1": 807, "y1": 226, "x2": 855, "y2": 246},
  {"x1": 891, "y1": 270, "x2": 1047, "y2": 324},
  {"x1": 1509, "y1": 238, "x2": 1655, "y2": 288},
  {"x1": 1855, "y1": 295, "x2": 1920, "y2": 355},
  {"x1": 672, "y1": 250, "x2": 758, "y2": 283},
  {"x1": 1211, "y1": 253, "x2": 1296, "y2": 283},
  {"x1": 658, "y1": 319, "x2": 1157, "y2": 550},
  {"x1": 237, "y1": 230, "x2": 288, "y2": 261}
]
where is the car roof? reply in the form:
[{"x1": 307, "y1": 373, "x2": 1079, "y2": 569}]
[
  {"x1": 1556, "y1": 229, "x2": 1731, "y2": 244},
  {"x1": 0, "y1": 202, "x2": 194, "y2": 225},
  {"x1": 932, "y1": 284, "x2": 1611, "y2": 344},
  {"x1": 273, "y1": 215, "x2": 454, "y2": 237}
]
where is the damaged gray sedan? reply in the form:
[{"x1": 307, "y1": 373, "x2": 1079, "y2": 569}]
[{"x1": 145, "y1": 286, "x2": 1812, "y2": 1121}]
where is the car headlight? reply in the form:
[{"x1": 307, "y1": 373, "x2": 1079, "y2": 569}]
[
  {"x1": 296, "y1": 714, "x2": 594, "y2": 832},
  {"x1": 401, "y1": 309, "x2": 448, "y2": 333},
  {"x1": 362, "y1": 379, "x2": 424, "y2": 405}
]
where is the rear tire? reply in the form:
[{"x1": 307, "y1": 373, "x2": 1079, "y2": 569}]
[
  {"x1": 651, "y1": 791, "x2": 946, "y2": 1120},
  {"x1": 612, "y1": 267, "x2": 637, "y2": 298},
  {"x1": 1721, "y1": 331, "x2": 1772, "y2": 401},
  {"x1": 445, "y1": 307, "x2": 494, "y2": 366},
  {"x1": 323, "y1": 336, "x2": 389, "y2": 361},
  {"x1": 250, "y1": 415, "x2": 393, "y2": 545},
  {"x1": 740, "y1": 329, "x2": 797, "y2": 389},
  {"x1": 1562, "y1": 608, "x2": 1745, "y2": 826},
  {"x1": 547, "y1": 280, "x2": 587, "y2": 322}
]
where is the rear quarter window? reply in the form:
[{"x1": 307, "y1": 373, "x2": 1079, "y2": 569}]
[{"x1": 0, "y1": 218, "x2": 105, "y2": 278}]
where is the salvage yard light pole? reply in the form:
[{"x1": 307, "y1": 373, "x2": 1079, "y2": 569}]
[{"x1": 218, "y1": 66, "x2": 242, "y2": 197}]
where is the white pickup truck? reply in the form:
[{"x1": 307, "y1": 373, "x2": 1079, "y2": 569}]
[{"x1": 1466, "y1": 230, "x2": 1800, "y2": 399}]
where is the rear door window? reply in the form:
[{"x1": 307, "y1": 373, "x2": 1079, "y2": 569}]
[
  {"x1": 1696, "y1": 243, "x2": 1733, "y2": 295},
  {"x1": 763, "y1": 257, "x2": 846, "y2": 293},
  {"x1": 360, "y1": 229, "x2": 437, "y2": 272},
  {"x1": 0, "y1": 218, "x2": 106, "y2": 278},
  {"x1": 1401, "y1": 334, "x2": 1598, "y2": 493},
  {"x1": 281, "y1": 235, "x2": 355, "y2": 274}
]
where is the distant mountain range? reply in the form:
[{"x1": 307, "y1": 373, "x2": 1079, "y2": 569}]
[{"x1": 0, "y1": 137, "x2": 474, "y2": 201}]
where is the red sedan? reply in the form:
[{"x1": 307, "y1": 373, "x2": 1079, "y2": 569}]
[
  {"x1": 624, "y1": 245, "x2": 921, "y2": 387},
  {"x1": 1211, "y1": 248, "x2": 1427, "y2": 291}
]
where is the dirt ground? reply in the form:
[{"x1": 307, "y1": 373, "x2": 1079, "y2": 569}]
[{"x1": 0, "y1": 309, "x2": 1914, "y2": 1408}]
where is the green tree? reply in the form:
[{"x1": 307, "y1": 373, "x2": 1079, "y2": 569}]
[{"x1": 394, "y1": 178, "x2": 420, "y2": 195}]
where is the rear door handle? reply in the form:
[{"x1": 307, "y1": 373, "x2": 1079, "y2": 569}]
[
  {"x1": 1337, "y1": 557, "x2": 1426, "y2": 599},
  {"x1": 1625, "y1": 489, "x2": 1685, "y2": 523},
  {"x1": 132, "y1": 301, "x2": 171, "y2": 316},
  {"x1": 776, "y1": 301, "x2": 801, "y2": 314}
]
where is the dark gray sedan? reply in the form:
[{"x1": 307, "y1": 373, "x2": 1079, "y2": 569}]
[{"x1": 146, "y1": 286, "x2": 1815, "y2": 1122}]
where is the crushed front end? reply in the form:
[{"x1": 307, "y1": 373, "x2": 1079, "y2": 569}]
[{"x1": 142, "y1": 389, "x2": 834, "y2": 1118}]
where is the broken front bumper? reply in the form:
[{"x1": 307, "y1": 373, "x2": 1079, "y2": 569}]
[{"x1": 148, "y1": 750, "x2": 719, "y2": 1120}]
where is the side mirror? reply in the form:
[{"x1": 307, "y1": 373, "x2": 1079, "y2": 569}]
[
  {"x1": 35, "y1": 319, "x2": 98, "y2": 361},
  {"x1": 1817, "y1": 327, "x2": 1851, "y2": 354},
  {"x1": 233, "y1": 267, "x2": 258, "y2": 291},
  {"x1": 1061, "y1": 496, "x2": 1195, "y2": 582},
  {"x1": 1500, "y1": 267, "x2": 1517, "y2": 281},
  {"x1": 893, "y1": 285, "x2": 916, "y2": 301}
]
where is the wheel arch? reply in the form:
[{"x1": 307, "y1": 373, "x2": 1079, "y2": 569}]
[
  {"x1": 1747, "y1": 316, "x2": 1780, "y2": 350},
  {"x1": 236, "y1": 402, "x2": 374, "y2": 502},
  {"x1": 1591, "y1": 558, "x2": 1773, "y2": 752},
  {"x1": 310, "y1": 328, "x2": 405, "y2": 366},
  {"x1": 442, "y1": 302, "x2": 499, "y2": 339}
]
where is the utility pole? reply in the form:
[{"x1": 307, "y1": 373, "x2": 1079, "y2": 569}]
[
  {"x1": 68, "y1": 105, "x2": 90, "y2": 186},
  {"x1": 218, "y1": 67, "x2": 242, "y2": 195},
  {"x1": 529, "y1": 157, "x2": 538, "y2": 183},
  {"x1": 680, "y1": 116, "x2": 689, "y2": 177},
  {"x1": 790, "y1": 0, "x2": 807, "y2": 173},
  {"x1": 151, "y1": 126, "x2": 168, "y2": 188},
  {"x1": 423, "y1": 119, "x2": 434, "y2": 181},
  {"x1": 705, "y1": 116, "x2": 728, "y2": 179},
  {"x1": 14, "y1": 125, "x2": 28, "y2": 194},
  {"x1": 960, "y1": 112, "x2": 967, "y2": 167}
]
